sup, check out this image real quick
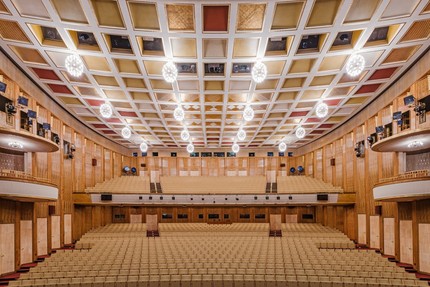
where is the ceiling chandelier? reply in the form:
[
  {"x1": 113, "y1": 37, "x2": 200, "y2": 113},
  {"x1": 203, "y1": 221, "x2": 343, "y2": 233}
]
[
  {"x1": 295, "y1": 127, "x2": 306, "y2": 139},
  {"x1": 279, "y1": 142, "x2": 287, "y2": 152},
  {"x1": 186, "y1": 143, "x2": 194, "y2": 153},
  {"x1": 140, "y1": 142, "x2": 148, "y2": 153},
  {"x1": 315, "y1": 102, "x2": 329, "y2": 118},
  {"x1": 346, "y1": 54, "x2": 365, "y2": 77},
  {"x1": 65, "y1": 54, "x2": 84, "y2": 77},
  {"x1": 237, "y1": 129, "x2": 246, "y2": 141},
  {"x1": 243, "y1": 106, "x2": 254, "y2": 122},
  {"x1": 100, "y1": 103, "x2": 113, "y2": 119},
  {"x1": 174, "y1": 106, "x2": 185, "y2": 121},
  {"x1": 407, "y1": 140, "x2": 424, "y2": 148},
  {"x1": 8, "y1": 141, "x2": 23, "y2": 149},
  {"x1": 232, "y1": 143, "x2": 240, "y2": 154},
  {"x1": 121, "y1": 127, "x2": 131, "y2": 139},
  {"x1": 251, "y1": 61, "x2": 267, "y2": 83},
  {"x1": 181, "y1": 129, "x2": 190, "y2": 141},
  {"x1": 162, "y1": 61, "x2": 178, "y2": 83}
]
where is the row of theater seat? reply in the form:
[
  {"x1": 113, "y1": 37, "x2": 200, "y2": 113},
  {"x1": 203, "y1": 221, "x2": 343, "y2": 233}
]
[
  {"x1": 277, "y1": 176, "x2": 343, "y2": 194},
  {"x1": 85, "y1": 176, "x2": 150, "y2": 194},
  {"x1": 9, "y1": 223, "x2": 427, "y2": 287}
]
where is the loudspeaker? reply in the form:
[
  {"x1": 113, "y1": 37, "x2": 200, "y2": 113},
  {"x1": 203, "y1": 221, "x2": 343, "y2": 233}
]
[
  {"x1": 317, "y1": 194, "x2": 328, "y2": 201},
  {"x1": 48, "y1": 205, "x2": 56, "y2": 215},
  {"x1": 330, "y1": 158, "x2": 335, "y2": 166},
  {"x1": 92, "y1": 159, "x2": 97, "y2": 166},
  {"x1": 101, "y1": 194, "x2": 112, "y2": 201},
  {"x1": 375, "y1": 205, "x2": 382, "y2": 215},
  {"x1": 141, "y1": 163, "x2": 146, "y2": 167},
  {"x1": 280, "y1": 163, "x2": 286, "y2": 167}
]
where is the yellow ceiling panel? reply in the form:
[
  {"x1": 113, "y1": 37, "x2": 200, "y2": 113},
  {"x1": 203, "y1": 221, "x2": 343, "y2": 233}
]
[
  {"x1": 90, "y1": 0, "x2": 124, "y2": 28},
  {"x1": 82, "y1": 55, "x2": 111, "y2": 72},
  {"x1": 128, "y1": 1, "x2": 159, "y2": 30},
  {"x1": 166, "y1": 4, "x2": 194, "y2": 32},
  {"x1": 237, "y1": 3, "x2": 266, "y2": 31},
  {"x1": 171, "y1": 38, "x2": 197, "y2": 58},
  {"x1": 344, "y1": 0, "x2": 381, "y2": 23},
  {"x1": 307, "y1": 0, "x2": 341, "y2": 27},
  {"x1": 272, "y1": 1, "x2": 304, "y2": 30},
  {"x1": 233, "y1": 38, "x2": 259, "y2": 57},
  {"x1": 51, "y1": 0, "x2": 88, "y2": 24}
]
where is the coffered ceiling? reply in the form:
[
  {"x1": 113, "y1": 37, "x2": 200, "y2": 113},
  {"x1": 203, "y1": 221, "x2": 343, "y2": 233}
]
[{"x1": 0, "y1": 0, "x2": 430, "y2": 150}]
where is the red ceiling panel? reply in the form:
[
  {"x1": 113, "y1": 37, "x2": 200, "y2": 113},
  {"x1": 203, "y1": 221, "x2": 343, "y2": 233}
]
[
  {"x1": 368, "y1": 67, "x2": 398, "y2": 80},
  {"x1": 324, "y1": 99, "x2": 342, "y2": 106},
  {"x1": 290, "y1": 111, "x2": 309, "y2": 117},
  {"x1": 310, "y1": 130, "x2": 325, "y2": 134},
  {"x1": 305, "y1": 118, "x2": 321, "y2": 123},
  {"x1": 355, "y1": 84, "x2": 381, "y2": 94},
  {"x1": 32, "y1": 68, "x2": 60, "y2": 81},
  {"x1": 119, "y1": 111, "x2": 138, "y2": 117},
  {"x1": 102, "y1": 130, "x2": 116, "y2": 134},
  {"x1": 105, "y1": 118, "x2": 122, "y2": 123},
  {"x1": 92, "y1": 124, "x2": 108, "y2": 129},
  {"x1": 47, "y1": 84, "x2": 72, "y2": 94},
  {"x1": 319, "y1": 124, "x2": 334, "y2": 129},
  {"x1": 203, "y1": 6, "x2": 229, "y2": 32},
  {"x1": 85, "y1": 99, "x2": 105, "y2": 106}
]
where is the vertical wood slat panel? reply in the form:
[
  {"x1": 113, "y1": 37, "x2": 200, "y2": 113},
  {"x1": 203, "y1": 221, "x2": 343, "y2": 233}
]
[
  {"x1": 419, "y1": 223, "x2": 430, "y2": 273},
  {"x1": 20, "y1": 220, "x2": 32, "y2": 265},
  {"x1": 0, "y1": 224, "x2": 15, "y2": 275},
  {"x1": 51, "y1": 215, "x2": 60, "y2": 249},
  {"x1": 357, "y1": 214, "x2": 367, "y2": 245},
  {"x1": 383, "y1": 217, "x2": 395, "y2": 256},
  {"x1": 400, "y1": 220, "x2": 413, "y2": 264},
  {"x1": 369, "y1": 215, "x2": 380, "y2": 249},
  {"x1": 36, "y1": 218, "x2": 47, "y2": 256}
]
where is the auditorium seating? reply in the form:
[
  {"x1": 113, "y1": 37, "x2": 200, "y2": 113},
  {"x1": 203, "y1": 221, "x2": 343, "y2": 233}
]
[
  {"x1": 277, "y1": 176, "x2": 343, "y2": 194},
  {"x1": 84, "y1": 176, "x2": 151, "y2": 194},
  {"x1": 9, "y1": 223, "x2": 428, "y2": 287},
  {"x1": 160, "y1": 176, "x2": 266, "y2": 194}
]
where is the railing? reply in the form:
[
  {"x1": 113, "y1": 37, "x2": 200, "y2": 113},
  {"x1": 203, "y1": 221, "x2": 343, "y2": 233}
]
[
  {"x1": 0, "y1": 169, "x2": 53, "y2": 186},
  {"x1": 378, "y1": 169, "x2": 430, "y2": 184}
]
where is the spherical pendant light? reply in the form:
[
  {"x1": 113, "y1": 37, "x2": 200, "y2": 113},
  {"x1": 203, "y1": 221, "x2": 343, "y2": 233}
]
[
  {"x1": 346, "y1": 54, "x2": 365, "y2": 77},
  {"x1": 121, "y1": 127, "x2": 131, "y2": 139},
  {"x1": 186, "y1": 143, "x2": 194, "y2": 153},
  {"x1": 65, "y1": 54, "x2": 84, "y2": 77},
  {"x1": 251, "y1": 61, "x2": 267, "y2": 83},
  {"x1": 315, "y1": 102, "x2": 329, "y2": 118},
  {"x1": 181, "y1": 129, "x2": 190, "y2": 141},
  {"x1": 295, "y1": 127, "x2": 306, "y2": 139},
  {"x1": 174, "y1": 106, "x2": 185, "y2": 121},
  {"x1": 243, "y1": 106, "x2": 254, "y2": 122},
  {"x1": 162, "y1": 61, "x2": 178, "y2": 83},
  {"x1": 232, "y1": 143, "x2": 240, "y2": 153},
  {"x1": 279, "y1": 142, "x2": 287, "y2": 152},
  {"x1": 237, "y1": 129, "x2": 246, "y2": 141},
  {"x1": 100, "y1": 103, "x2": 113, "y2": 119},
  {"x1": 140, "y1": 142, "x2": 148, "y2": 152}
]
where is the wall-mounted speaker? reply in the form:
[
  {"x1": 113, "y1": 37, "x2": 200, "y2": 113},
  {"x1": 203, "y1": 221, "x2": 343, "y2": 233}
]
[
  {"x1": 141, "y1": 163, "x2": 146, "y2": 168},
  {"x1": 280, "y1": 163, "x2": 286, "y2": 167},
  {"x1": 48, "y1": 205, "x2": 56, "y2": 215},
  {"x1": 330, "y1": 158, "x2": 335, "y2": 166},
  {"x1": 317, "y1": 194, "x2": 328, "y2": 201},
  {"x1": 92, "y1": 159, "x2": 97, "y2": 166},
  {"x1": 101, "y1": 194, "x2": 112, "y2": 201},
  {"x1": 375, "y1": 205, "x2": 382, "y2": 215}
]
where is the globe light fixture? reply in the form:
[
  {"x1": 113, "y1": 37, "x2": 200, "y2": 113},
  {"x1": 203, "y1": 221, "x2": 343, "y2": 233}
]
[
  {"x1": 315, "y1": 102, "x2": 329, "y2": 118},
  {"x1": 346, "y1": 54, "x2": 365, "y2": 77},
  {"x1": 407, "y1": 140, "x2": 424, "y2": 149},
  {"x1": 243, "y1": 106, "x2": 254, "y2": 122},
  {"x1": 187, "y1": 143, "x2": 194, "y2": 153},
  {"x1": 140, "y1": 142, "x2": 148, "y2": 153},
  {"x1": 162, "y1": 61, "x2": 178, "y2": 83},
  {"x1": 232, "y1": 143, "x2": 240, "y2": 154},
  {"x1": 174, "y1": 106, "x2": 185, "y2": 121},
  {"x1": 100, "y1": 103, "x2": 113, "y2": 119},
  {"x1": 65, "y1": 54, "x2": 84, "y2": 77},
  {"x1": 279, "y1": 142, "x2": 287, "y2": 152},
  {"x1": 295, "y1": 127, "x2": 306, "y2": 139},
  {"x1": 8, "y1": 141, "x2": 23, "y2": 149},
  {"x1": 237, "y1": 129, "x2": 246, "y2": 141},
  {"x1": 251, "y1": 61, "x2": 267, "y2": 83},
  {"x1": 121, "y1": 127, "x2": 131, "y2": 139},
  {"x1": 181, "y1": 129, "x2": 190, "y2": 141}
]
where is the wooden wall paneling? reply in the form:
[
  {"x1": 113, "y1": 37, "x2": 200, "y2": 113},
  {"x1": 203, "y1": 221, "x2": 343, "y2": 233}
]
[
  {"x1": 269, "y1": 214, "x2": 281, "y2": 231},
  {"x1": 36, "y1": 218, "x2": 47, "y2": 256},
  {"x1": 63, "y1": 214, "x2": 72, "y2": 245},
  {"x1": 344, "y1": 133, "x2": 355, "y2": 193},
  {"x1": 104, "y1": 149, "x2": 112, "y2": 180},
  {"x1": 73, "y1": 134, "x2": 84, "y2": 192},
  {"x1": 324, "y1": 145, "x2": 333, "y2": 184},
  {"x1": 314, "y1": 149, "x2": 323, "y2": 180},
  {"x1": 369, "y1": 215, "x2": 381, "y2": 249},
  {"x1": 50, "y1": 215, "x2": 60, "y2": 249},
  {"x1": 400, "y1": 220, "x2": 413, "y2": 264},
  {"x1": 0, "y1": 199, "x2": 16, "y2": 224},
  {"x1": 383, "y1": 217, "x2": 395, "y2": 256},
  {"x1": 130, "y1": 214, "x2": 142, "y2": 223},
  {"x1": 0, "y1": 224, "x2": 15, "y2": 275},
  {"x1": 19, "y1": 220, "x2": 32, "y2": 265},
  {"x1": 84, "y1": 139, "x2": 94, "y2": 188},
  {"x1": 358, "y1": 214, "x2": 367, "y2": 245},
  {"x1": 419, "y1": 223, "x2": 430, "y2": 274},
  {"x1": 146, "y1": 214, "x2": 158, "y2": 231},
  {"x1": 285, "y1": 214, "x2": 298, "y2": 223}
]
